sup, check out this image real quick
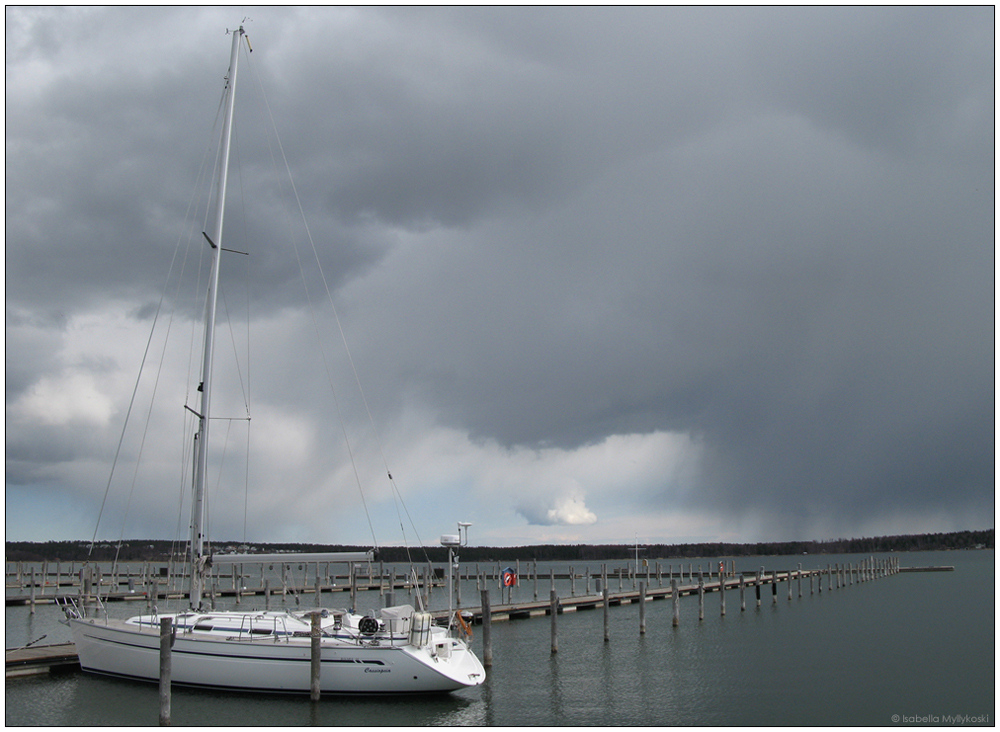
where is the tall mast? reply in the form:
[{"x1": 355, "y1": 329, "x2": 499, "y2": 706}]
[{"x1": 191, "y1": 26, "x2": 244, "y2": 611}]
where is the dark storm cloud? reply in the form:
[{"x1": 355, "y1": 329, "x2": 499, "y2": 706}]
[{"x1": 6, "y1": 7, "x2": 993, "y2": 542}]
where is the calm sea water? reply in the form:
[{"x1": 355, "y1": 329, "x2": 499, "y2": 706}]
[{"x1": 5, "y1": 550, "x2": 994, "y2": 726}]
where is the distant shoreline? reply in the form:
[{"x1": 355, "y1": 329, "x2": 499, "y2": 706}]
[{"x1": 5, "y1": 529, "x2": 992, "y2": 563}]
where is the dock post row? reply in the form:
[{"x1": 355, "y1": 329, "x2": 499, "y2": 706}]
[{"x1": 8, "y1": 555, "x2": 910, "y2": 612}]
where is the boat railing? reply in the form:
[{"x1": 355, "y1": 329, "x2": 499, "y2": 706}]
[{"x1": 235, "y1": 613, "x2": 289, "y2": 642}]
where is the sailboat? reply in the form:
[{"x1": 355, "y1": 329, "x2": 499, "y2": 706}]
[{"x1": 63, "y1": 26, "x2": 486, "y2": 695}]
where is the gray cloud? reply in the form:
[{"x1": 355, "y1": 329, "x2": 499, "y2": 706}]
[{"x1": 5, "y1": 7, "x2": 993, "y2": 543}]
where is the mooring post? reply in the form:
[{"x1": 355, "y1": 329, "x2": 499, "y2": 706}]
[
  {"x1": 639, "y1": 580, "x2": 647, "y2": 633},
  {"x1": 719, "y1": 570, "x2": 726, "y2": 616},
  {"x1": 426, "y1": 562, "x2": 433, "y2": 607},
  {"x1": 159, "y1": 616, "x2": 172, "y2": 726},
  {"x1": 603, "y1": 586, "x2": 610, "y2": 642},
  {"x1": 82, "y1": 566, "x2": 91, "y2": 608},
  {"x1": 310, "y1": 610, "x2": 321, "y2": 701},
  {"x1": 828, "y1": 564, "x2": 833, "y2": 591},
  {"x1": 739, "y1": 574, "x2": 746, "y2": 611},
  {"x1": 772, "y1": 572, "x2": 778, "y2": 603},
  {"x1": 755, "y1": 571, "x2": 761, "y2": 607},
  {"x1": 570, "y1": 565, "x2": 576, "y2": 596},
  {"x1": 698, "y1": 576, "x2": 705, "y2": 621},
  {"x1": 550, "y1": 588, "x2": 559, "y2": 653},
  {"x1": 481, "y1": 589, "x2": 493, "y2": 667},
  {"x1": 671, "y1": 578, "x2": 680, "y2": 626},
  {"x1": 797, "y1": 564, "x2": 803, "y2": 597},
  {"x1": 30, "y1": 568, "x2": 36, "y2": 615},
  {"x1": 788, "y1": 570, "x2": 793, "y2": 600},
  {"x1": 534, "y1": 561, "x2": 538, "y2": 601}
]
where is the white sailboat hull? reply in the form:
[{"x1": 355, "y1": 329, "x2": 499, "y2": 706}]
[{"x1": 69, "y1": 614, "x2": 485, "y2": 694}]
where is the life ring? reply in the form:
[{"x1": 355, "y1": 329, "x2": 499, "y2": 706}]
[{"x1": 502, "y1": 570, "x2": 516, "y2": 587}]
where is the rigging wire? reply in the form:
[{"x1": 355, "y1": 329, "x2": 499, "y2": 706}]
[
  {"x1": 94, "y1": 87, "x2": 228, "y2": 574},
  {"x1": 240, "y1": 47, "x2": 385, "y2": 549},
  {"x1": 242, "y1": 49, "x2": 433, "y2": 562}
]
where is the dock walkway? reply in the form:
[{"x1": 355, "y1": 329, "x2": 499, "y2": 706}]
[{"x1": 8, "y1": 559, "x2": 948, "y2": 679}]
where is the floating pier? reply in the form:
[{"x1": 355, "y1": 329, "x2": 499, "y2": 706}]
[
  {"x1": 8, "y1": 556, "x2": 948, "y2": 679},
  {"x1": 5, "y1": 643, "x2": 79, "y2": 678}
]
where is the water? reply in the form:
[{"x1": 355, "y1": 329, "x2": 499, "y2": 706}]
[{"x1": 6, "y1": 550, "x2": 994, "y2": 725}]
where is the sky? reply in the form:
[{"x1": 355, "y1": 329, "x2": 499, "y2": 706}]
[{"x1": 5, "y1": 7, "x2": 994, "y2": 549}]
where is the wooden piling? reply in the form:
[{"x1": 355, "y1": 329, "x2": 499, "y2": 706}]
[
  {"x1": 603, "y1": 587, "x2": 610, "y2": 642},
  {"x1": 672, "y1": 579, "x2": 680, "y2": 626},
  {"x1": 698, "y1": 576, "x2": 705, "y2": 621},
  {"x1": 639, "y1": 580, "x2": 647, "y2": 633},
  {"x1": 159, "y1": 617, "x2": 172, "y2": 726},
  {"x1": 550, "y1": 589, "x2": 558, "y2": 653},
  {"x1": 310, "y1": 611, "x2": 321, "y2": 701},
  {"x1": 719, "y1": 571, "x2": 726, "y2": 616},
  {"x1": 481, "y1": 589, "x2": 492, "y2": 667},
  {"x1": 739, "y1": 574, "x2": 746, "y2": 611}
]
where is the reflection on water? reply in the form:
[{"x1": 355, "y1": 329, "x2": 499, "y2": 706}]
[{"x1": 6, "y1": 551, "x2": 994, "y2": 726}]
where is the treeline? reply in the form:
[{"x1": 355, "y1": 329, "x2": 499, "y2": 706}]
[{"x1": 5, "y1": 529, "x2": 992, "y2": 563}]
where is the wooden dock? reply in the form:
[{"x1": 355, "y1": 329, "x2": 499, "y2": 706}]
[
  {"x1": 8, "y1": 557, "x2": 940, "y2": 679},
  {"x1": 5, "y1": 643, "x2": 79, "y2": 678}
]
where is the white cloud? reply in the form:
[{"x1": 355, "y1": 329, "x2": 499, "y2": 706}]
[
  {"x1": 545, "y1": 496, "x2": 597, "y2": 526},
  {"x1": 11, "y1": 372, "x2": 114, "y2": 427}
]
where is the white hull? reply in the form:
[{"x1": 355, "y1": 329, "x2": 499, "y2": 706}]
[{"x1": 68, "y1": 609, "x2": 484, "y2": 694}]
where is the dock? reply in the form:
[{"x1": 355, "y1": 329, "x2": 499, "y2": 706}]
[
  {"x1": 5, "y1": 643, "x2": 79, "y2": 678},
  {"x1": 8, "y1": 557, "x2": 946, "y2": 679}
]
